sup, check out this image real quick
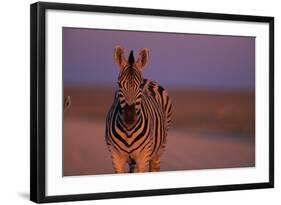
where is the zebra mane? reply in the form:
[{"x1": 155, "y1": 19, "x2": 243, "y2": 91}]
[{"x1": 128, "y1": 50, "x2": 135, "y2": 65}]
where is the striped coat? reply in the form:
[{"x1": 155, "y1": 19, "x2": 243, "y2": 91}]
[{"x1": 105, "y1": 46, "x2": 172, "y2": 173}]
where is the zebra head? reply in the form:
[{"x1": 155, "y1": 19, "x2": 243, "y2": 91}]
[{"x1": 114, "y1": 46, "x2": 149, "y2": 125}]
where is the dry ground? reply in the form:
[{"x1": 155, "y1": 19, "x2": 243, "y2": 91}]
[{"x1": 63, "y1": 87, "x2": 255, "y2": 176}]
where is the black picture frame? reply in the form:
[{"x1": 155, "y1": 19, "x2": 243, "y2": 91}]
[{"x1": 30, "y1": 1, "x2": 274, "y2": 203}]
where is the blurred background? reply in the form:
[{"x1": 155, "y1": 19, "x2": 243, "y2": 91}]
[{"x1": 63, "y1": 28, "x2": 255, "y2": 176}]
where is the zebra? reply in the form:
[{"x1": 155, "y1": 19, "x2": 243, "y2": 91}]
[
  {"x1": 105, "y1": 46, "x2": 172, "y2": 173},
  {"x1": 64, "y1": 96, "x2": 71, "y2": 112}
]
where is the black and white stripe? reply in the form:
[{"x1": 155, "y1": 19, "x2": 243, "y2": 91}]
[{"x1": 105, "y1": 47, "x2": 172, "y2": 173}]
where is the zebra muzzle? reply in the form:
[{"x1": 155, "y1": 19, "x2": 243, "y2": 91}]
[{"x1": 122, "y1": 104, "x2": 137, "y2": 125}]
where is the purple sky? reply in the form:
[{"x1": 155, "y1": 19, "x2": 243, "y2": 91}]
[{"x1": 63, "y1": 28, "x2": 255, "y2": 90}]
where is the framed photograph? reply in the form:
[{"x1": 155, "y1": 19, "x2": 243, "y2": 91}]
[{"x1": 30, "y1": 2, "x2": 274, "y2": 203}]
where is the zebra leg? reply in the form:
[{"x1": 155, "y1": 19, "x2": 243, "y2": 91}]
[
  {"x1": 135, "y1": 156, "x2": 149, "y2": 172},
  {"x1": 150, "y1": 155, "x2": 161, "y2": 172},
  {"x1": 136, "y1": 161, "x2": 149, "y2": 172},
  {"x1": 129, "y1": 158, "x2": 138, "y2": 173},
  {"x1": 111, "y1": 152, "x2": 127, "y2": 173}
]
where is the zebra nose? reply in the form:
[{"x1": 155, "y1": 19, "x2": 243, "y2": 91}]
[
  {"x1": 123, "y1": 104, "x2": 136, "y2": 124},
  {"x1": 124, "y1": 103, "x2": 134, "y2": 110}
]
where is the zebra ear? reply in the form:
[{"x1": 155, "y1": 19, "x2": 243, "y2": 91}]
[
  {"x1": 136, "y1": 48, "x2": 149, "y2": 70},
  {"x1": 114, "y1": 46, "x2": 127, "y2": 69}
]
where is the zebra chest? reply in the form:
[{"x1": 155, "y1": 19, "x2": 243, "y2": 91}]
[
  {"x1": 116, "y1": 116, "x2": 150, "y2": 139},
  {"x1": 109, "y1": 112, "x2": 154, "y2": 152}
]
